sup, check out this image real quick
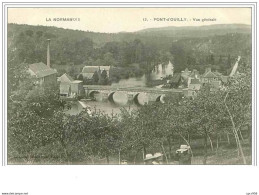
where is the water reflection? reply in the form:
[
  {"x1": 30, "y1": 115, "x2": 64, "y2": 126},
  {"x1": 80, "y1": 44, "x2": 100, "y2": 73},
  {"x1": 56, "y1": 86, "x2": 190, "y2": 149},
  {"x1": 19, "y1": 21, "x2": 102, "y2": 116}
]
[{"x1": 85, "y1": 100, "x2": 138, "y2": 116}]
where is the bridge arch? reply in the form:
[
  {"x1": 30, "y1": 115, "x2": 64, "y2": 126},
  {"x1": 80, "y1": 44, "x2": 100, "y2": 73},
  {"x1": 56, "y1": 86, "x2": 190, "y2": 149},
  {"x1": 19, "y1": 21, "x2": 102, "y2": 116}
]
[
  {"x1": 133, "y1": 93, "x2": 149, "y2": 106},
  {"x1": 89, "y1": 90, "x2": 100, "y2": 100},
  {"x1": 155, "y1": 94, "x2": 166, "y2": 103},
  {"x1": 108, "y1": 92, "x2": 116, "y2": 104},
  {"x1": 133, "y1": 93, "x2": 141, "y2": 106},
  {"x1": 108, "y1": 91, "x2": 128, "y2": 105}
]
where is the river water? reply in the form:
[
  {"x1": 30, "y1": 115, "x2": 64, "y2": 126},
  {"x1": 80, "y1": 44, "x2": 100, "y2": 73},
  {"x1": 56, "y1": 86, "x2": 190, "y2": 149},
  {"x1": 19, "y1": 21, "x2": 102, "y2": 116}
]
[{"x1": 84, "y1": 100, "x2": 138, "y2": 116}]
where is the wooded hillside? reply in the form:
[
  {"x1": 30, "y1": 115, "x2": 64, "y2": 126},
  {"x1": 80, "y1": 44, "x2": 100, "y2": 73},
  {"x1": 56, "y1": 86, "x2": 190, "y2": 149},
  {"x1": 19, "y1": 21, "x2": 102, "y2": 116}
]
[{"x1": 8, "y1": 23, "x2": 251, "y2": 76}]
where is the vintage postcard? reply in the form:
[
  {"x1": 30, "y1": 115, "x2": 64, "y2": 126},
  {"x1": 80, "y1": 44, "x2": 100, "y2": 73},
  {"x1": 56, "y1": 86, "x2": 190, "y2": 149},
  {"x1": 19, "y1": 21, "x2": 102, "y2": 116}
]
[
  {"x1": 1, "y1": 2, "x2": 258, "y2": 194},
  {"x1": 4, "y1": 6, "x2": 254, "y2": 165}
]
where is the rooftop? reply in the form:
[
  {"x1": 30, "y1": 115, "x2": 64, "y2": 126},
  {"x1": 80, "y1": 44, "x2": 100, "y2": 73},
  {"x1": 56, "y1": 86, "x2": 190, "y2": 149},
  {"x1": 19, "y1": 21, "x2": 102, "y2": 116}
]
[
  {"x1": 203, "y1": 71, "x2": 218, "y2": 78},
  {"x1": 29, "y1": 62, "x2": 57, "y2": 78},
  {"x1": 71, "y1": 80, "x2": 83, "y2": 84},
  {"x1": 59, "y1": 73, "x2": 74, "y2": 83},
  {"x1": 214, "y1": 71, "x2": 223, "y2": 77}
]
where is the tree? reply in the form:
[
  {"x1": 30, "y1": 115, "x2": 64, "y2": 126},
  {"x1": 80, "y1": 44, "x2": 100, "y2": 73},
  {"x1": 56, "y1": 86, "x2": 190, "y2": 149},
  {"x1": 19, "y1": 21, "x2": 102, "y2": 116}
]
[
  {"x1": 92, "y1": 70, "x2": 99, "y2": 84},
  {"x1": 49, "y1": 110, "x2": 97, "y2": 163},
  {"x1": 99, "y1": 69, "x2": 109, "y2": 85},
  {"x1": 223, "y1": 62, "x2": 252, "y2": 164},
  {"x1": 210, "y1": 54, "x2": 215, "y2": 65},
  {"x1": 171, "y1": 43, "x2": 188, "y2": 72},
  {"x1": 218, "y1": 55, "x2": 223, "y2": 64},
  {"x1": 36, "y1": 31, "x2": 43, "y2": 38},
  {"x1": 103, "y1": 52, "x2": 116, "y2": 66},
  {"x1": 120, "y1": 102, "x2": 170, "y2": 163},
  {"x1": 89, "y1": 111, "x2": 121, "y2": 164},
  {"x1": 177, "y1": 85, "x2": 230, "y2": 164},
  {"x1": 227, "y1": 54, "x2": 232, "y2": 69},
  {"x1": 74, "y1": 38, "x2": 93, "y2": 65},
  {"x1": 68, "y1": 66, "x2": 78, "y2": 80},
  {"x1": 25, "y1": 30, "x2": 34, "y2": 37},
  {"x1": 52, "y1": 109, "x2": 121, "y2": 164},
  {"x1": 8, "y1": 73, "x2": 66, "y2": 162},
  {"x1": 78, "y1": 74, "x2": 84, "y2": 81}
]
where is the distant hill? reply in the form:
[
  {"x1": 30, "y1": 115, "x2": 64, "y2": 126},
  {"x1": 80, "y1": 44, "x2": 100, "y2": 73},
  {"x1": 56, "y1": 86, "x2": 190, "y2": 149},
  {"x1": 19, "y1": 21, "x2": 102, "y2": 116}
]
[
  {"x1": 8, "y1": 23, "x2": 251, "y2": 45},
  {"x1": 136, "y1": 24, "x2": 250, "y2": 32},
  {"x1": 8, "y1": 23, "x2": 251, "y2": 53},
  {"x1": 8, "y1": 23, "x2": 138, "y2": 48},
  {"x1": 135, "y1": 24, "x2": 251, "y2": 37},
  {"x1": 7, "y1": 23, "x2": 251, "y2": 75}
]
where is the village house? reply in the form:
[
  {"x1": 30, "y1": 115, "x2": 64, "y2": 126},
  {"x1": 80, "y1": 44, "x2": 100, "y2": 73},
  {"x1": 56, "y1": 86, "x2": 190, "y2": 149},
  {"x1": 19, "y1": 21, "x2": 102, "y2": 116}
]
[
  {"x1": 187, "y1": 69, "x2": 200, "y2": 87},
  {"x1": 58, "y1": 73, "x2": 74, "y2": 83},
  {"x1": 28, "y1": 62, "x2": 57, "y2": 85},
  {"x1": 58, "y1": 73, "x2": 88, "y2": 116},
  {"x1": 182, "y1": 78, "x2": 202, "y2": 98},
  {"x1": 177, "y1": 68, "x2": 200, "y2": 88},
  {"x1": 200, "y1": 68, "x2": 220, "y2": 83},
  {"x1": 200, "y1": 68, "x2": 223, "y2": 90},
  {"x1": 58, "y1": 73, "x2": 84, "y2": 97},
  {"x1": 189, "y1": 78, "x2": 202, "y2": 90},
  {"x1": 209, "y1": 80, "x2": 222, "y2": 92},
  {"x1": 28, "y1": 39, "x2": 57, "y2": 86},
  {"x1": 58, "y1": 73, "x2": 74, "y2": 97},
  {"x1": 71, "y1": 80, "x2": 84, "y2": 96},
  {"x1": 81, "y1": 66, "x2": 111, "y2": 79},
  {"x1": 180, "y1": 68, "x2": 192, "y2": 87}
]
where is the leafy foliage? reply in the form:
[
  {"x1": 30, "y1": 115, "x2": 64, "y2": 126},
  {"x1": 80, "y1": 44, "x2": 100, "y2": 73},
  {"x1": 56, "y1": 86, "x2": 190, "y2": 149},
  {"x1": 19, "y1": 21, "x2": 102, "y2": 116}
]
[{"x1": 171, "y1": 34, "x2": 251, "y2": 74}]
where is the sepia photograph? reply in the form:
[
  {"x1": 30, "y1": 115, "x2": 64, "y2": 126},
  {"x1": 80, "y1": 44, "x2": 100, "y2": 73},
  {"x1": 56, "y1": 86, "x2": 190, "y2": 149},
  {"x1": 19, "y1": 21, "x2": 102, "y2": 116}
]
[{"x1": 5, "y1": 6, "x2": 253, "y2": 166}]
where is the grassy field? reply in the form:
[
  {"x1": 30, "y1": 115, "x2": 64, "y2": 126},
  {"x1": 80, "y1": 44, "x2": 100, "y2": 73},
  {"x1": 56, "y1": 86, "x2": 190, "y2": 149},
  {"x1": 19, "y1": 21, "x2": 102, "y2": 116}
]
[{"x1": 191, "y1": 145, "x2": 252, "y2": 165}]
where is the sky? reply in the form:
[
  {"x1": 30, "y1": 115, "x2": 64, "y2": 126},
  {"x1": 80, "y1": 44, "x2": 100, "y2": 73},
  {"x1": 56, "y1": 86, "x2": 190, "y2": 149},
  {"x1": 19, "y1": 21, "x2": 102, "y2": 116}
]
[{"x1": 8, "y1": 8, "x2": 251, "y2": 33}]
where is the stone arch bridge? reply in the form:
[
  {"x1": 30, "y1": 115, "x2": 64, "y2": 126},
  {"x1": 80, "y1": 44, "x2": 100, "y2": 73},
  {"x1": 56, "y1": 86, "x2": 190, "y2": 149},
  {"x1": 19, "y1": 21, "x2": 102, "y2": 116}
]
[{"x1": 83, "y1": 85, "x2": 183, "y2": 106}]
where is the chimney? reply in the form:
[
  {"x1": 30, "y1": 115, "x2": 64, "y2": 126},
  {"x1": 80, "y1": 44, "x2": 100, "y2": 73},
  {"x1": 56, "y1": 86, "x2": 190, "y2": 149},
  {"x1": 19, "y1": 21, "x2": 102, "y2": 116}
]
[{"x1": 47, "y1": 39, "x2": 51, "y2": 68}]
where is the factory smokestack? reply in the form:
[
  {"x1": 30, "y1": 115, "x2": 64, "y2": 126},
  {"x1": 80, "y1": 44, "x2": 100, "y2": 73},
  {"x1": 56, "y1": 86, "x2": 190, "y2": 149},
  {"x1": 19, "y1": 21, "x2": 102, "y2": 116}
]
[{"x1": 47, "y1": 39, "x2": 51, "y2": 68}]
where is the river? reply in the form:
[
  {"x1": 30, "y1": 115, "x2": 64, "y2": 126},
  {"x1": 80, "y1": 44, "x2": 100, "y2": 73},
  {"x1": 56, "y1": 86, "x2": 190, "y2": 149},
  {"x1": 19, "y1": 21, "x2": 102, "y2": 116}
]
[{"x1": 83, "y1": 100, "x2": 138, "y2": 116}]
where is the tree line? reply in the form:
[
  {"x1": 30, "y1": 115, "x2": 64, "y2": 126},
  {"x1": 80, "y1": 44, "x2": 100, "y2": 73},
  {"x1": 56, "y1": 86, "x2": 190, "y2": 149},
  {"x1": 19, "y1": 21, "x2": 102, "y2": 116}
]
[
  {"x1": 171, "y1": 33, "x2": 251, "y2": 74},
  {"x1": 8, "y1": 24, "x2": 166, "y2": 74},
  {"x1": 8, "y1": 23, "x2": 251, "y2": 80}
]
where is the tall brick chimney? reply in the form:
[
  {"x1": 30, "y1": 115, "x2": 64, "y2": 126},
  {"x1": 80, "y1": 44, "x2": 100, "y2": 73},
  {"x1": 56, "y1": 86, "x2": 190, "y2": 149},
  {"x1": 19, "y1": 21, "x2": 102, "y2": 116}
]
[{"x1": 47, "y1": 39, "x2": 51, "y2": 68}]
